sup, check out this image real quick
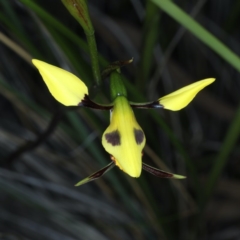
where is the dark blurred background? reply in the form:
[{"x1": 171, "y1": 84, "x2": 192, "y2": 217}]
[{"x1": 0, "y1": 0, "x2": 240, "y2": 239}]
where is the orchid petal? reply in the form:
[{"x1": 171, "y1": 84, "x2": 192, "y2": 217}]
[
  {"x1": 102, "y1": 96, "x2": 146, "y2": 177},
  {"x1": 159, "y1": 78, "x2": 215, "y2": 111},
  {"x1": 32, "y1": 59, "x2": 88, "y2": 106}
]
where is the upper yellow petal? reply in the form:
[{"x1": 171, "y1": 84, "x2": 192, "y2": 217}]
[
  {"x1": 32, "y1": 59, "x2": 88, "y2": 106},
  {"x1": 159, "y1": 78, "x2": 215, "y2": 111},
  {"x1": 102, "y1": 96, "x2": 145, "y2": 177}
]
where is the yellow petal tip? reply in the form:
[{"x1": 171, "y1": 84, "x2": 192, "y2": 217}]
[{"x1": 32, "y1": 59, "x2": 88, "y2": 106}]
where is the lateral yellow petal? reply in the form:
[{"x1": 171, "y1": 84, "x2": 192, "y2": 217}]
[
  {"x1": 159, "y1": 78, "x2": 215, "y2": 111},
  {"x1": 32, "y1": 59, "x2": 88, "y2": 106},
  {"x1": 102, "y1": 96, "x2": 146, "y2": 177}
]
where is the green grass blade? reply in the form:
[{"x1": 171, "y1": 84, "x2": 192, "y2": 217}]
[
  {"x1": 19, "y1": 0, "x2": 108, "y2": 67},
  {"x1": 202, "y1": 105, "x2": 240, "y2": 207},
  {"x1": 136, "y1": 1, "x2": 161, "y2": 91},
  {"x1": 0, "y1": 2, "x2": 42, "y2": 58},
  {"x1": 151, "y1": 0, "x2": 240, "y2": 72}
]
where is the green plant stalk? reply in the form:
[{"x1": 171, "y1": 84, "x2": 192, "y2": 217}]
[
  {"x1": 151, "y1": 0, "x2": 240, "y2": 72},
  {"x1": 48, "y1": 26, "x2": 92, "y2": 84},
  {"x1": 85, "y1": 33, "x2": 101, "y2": 86},
  {"x1": 62, "y1": 0, "x2": 101, "y2": 86},
  {"x1": 110, "y1": 70, "x2": 127, "y2": 100}
]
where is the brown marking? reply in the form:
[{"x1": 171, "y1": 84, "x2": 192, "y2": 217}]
[
  {"x1": 70, "y1": 0, "x2": 89, "y2": 27},
  {"x1": 79, "y1": 95, "x2": 112, "y2": 110},
  {"x1": 134, "y1": 128, "x2": 144, "y2": 145},
  {"x1": 89, "y1": 162, "x2": 115, "y2": 179},
  {"x1": 105, "y1": 130, "x2": 121, "y2": 146}
]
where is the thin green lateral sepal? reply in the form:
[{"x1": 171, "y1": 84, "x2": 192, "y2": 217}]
[
  {"x1": 75, "y1": 162, "x2": 115, "y2": 186},
  {"x1": 142, "y1": 163, "x2": 186, "y2": 179}
]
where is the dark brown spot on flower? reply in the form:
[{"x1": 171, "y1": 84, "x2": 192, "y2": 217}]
[
  {"x1": 134, "y1": 128, "x2": 144, "y2": 145},
  {"x1": 105, "y1": 130, "x2": 121, "y2": 146}
]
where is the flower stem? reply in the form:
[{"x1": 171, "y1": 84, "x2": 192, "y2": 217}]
[
  {"x1": 62, "y1": 0, "x2": 101, "y2": 86},
  {"x1": 86, "y1": 32, "x2": 101, "y2": 86}
]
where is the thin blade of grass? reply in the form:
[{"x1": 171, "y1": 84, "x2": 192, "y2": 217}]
[
  {"x1": 202, "y1": 105, "x2": 240, "y2": 207},
  {"x1": 136, "y1": 1, "x2": 161, "y2": 91},
  {"x1": 151, "y1": 0, "x2": 240, "y2": 72}
]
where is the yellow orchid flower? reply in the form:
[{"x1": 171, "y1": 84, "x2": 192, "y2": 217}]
[{"x1": 32, "y1": 59, "x2": 215, "y2": 186}]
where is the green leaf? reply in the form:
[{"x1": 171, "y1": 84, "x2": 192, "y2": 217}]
[{"x1": 151, "y1": 0, "x2": 240, "y2": 72}]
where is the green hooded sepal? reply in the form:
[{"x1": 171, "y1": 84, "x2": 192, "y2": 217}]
[{"x1": 110, "y1": 71, "x2": 127, "y2": 101}]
